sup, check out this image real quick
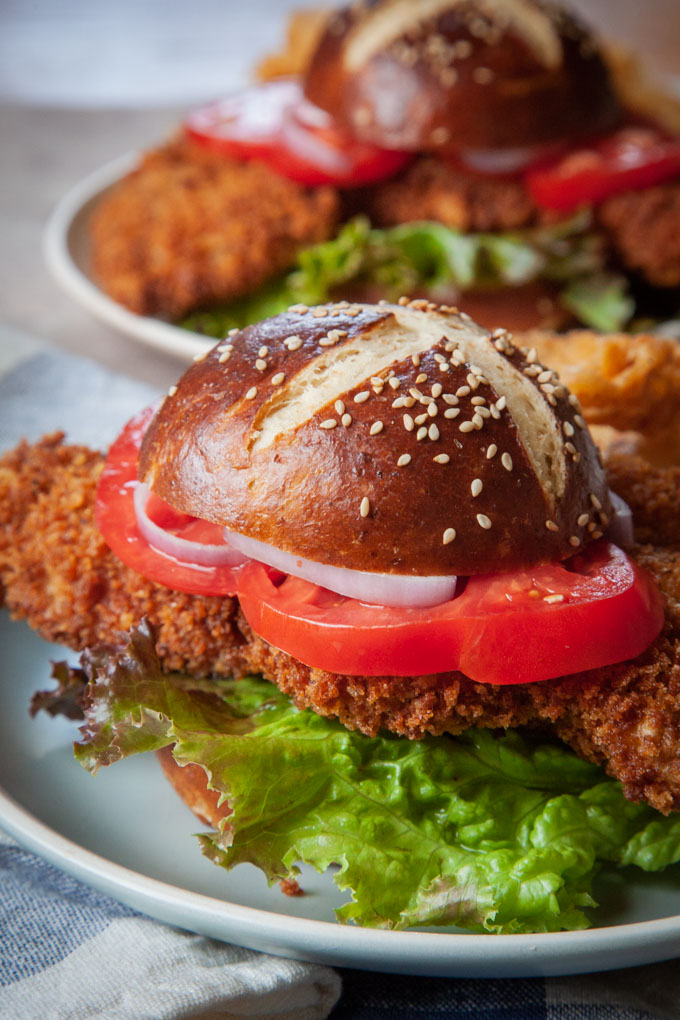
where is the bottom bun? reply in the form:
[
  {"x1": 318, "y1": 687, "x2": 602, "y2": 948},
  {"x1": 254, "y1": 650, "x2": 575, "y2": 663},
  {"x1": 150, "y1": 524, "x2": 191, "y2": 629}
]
[{"x1": 156, "y1": 746, "x2": 230, "y2": 829}]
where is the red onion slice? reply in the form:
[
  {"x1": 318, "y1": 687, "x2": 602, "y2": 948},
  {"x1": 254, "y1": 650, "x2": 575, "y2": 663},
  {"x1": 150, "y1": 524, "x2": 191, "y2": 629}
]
[
  {"x1": 134, "y1": 483, "x2": 248, "y2": 567},
  {"x1": 607, "y1": 490, "x2": 635, "y2": 548},
  {"x1": 458, "y1": 141, "x2": 567, "y2": 175},
  {"x1": 223, "y1": 528, "x2": 458, "y2": 607}
]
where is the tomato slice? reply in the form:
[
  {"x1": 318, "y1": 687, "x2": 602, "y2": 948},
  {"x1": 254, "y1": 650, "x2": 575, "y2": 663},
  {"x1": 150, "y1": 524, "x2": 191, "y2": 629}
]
[
  {"x1": 236, "y1": 544, "x2": 664, "y2": 684},
  {"x1": 184, "y1": 78, "x2": 412, "y2": 188},
  {"x1": 526, "y1": 127, "x2": 680, "y2": 212},
  {"x1": 95, "y1": 406, "x2": 243, "y2": 596}
]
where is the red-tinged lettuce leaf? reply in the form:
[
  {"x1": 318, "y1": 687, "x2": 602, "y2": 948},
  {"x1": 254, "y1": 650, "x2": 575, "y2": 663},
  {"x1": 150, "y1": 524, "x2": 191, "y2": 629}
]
[{"x1": 67, "y1": 623, "x2": 680, "y2": 933}]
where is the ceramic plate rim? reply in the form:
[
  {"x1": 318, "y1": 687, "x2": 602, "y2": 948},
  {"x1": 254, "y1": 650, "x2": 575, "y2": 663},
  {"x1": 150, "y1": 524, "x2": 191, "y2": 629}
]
[{"x1": 42, "y1": 155, "x2": 211, "y2": 363}]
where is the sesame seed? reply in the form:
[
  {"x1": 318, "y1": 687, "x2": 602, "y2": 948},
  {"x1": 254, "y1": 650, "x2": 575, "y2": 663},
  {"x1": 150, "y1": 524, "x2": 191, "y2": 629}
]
[
  {"x1": 486, "y1": 444, "x2": 497, "y2": 459},
  {"x1": 392, "y1": 397, "x2": 407, "y2": 409},
  {"x1": 269, "y1": 371, "x2": 284, "y2": 387},
  {"x1": 443, "y1": 527, "x2": 456, "y2": 545},
  {"x1": 228, "y1": 327, "x2": 240, "y2": 336},
  {"x1": 563, "y1": 421, "x2": 575, "y2": 437},
  {"x1": 218, "y1": 351, "x2": 231, "y2": 363},
  {"x1": 599, "y1": 512, "x2": 610, "y2": 527},
  {"x1": 417, "y1": 427, "x2": 428, "y2": 441},
  {"x1": 438, "y1": 363, "x2": 450, "y2": 373},
  {"x1": 360, "y1": 497, "x2": 370, "y2": 518},
  {"x1": 456, "y1": 386, "x2": 470, "y2": 398},
  {"x1": 431, "y1": 383, "x2": 443, "y2": 398},
  {"x1": 472, "y1": 413, "x2": 484, "y2": 429},
  {"x1": 389, "y1": 377, "x2": 401, "y2": 390},
  {"x1": 434, "y1": 453, "x2": 450, "y2": 464},
  {"x1": 288, "y1": 304, "x2": 308, "y2": 314},
  {"x1": 258, "y1": 346, "x2": 268, "y2": 358},
  {"x1": 335, "y1": 399, "x2": 345, "y2": 415},
  {"x1": 397, "y1": 453, "x2": 411, "y2": 467},
  {"x1": 320, "y1": 419, "x2": 337, "y2": 430},
  {"x1": 255, "y1": 359, "x2": 267, "y2": 371},
  {"x1": 193, "y1": 350, "x2": 208, "y2": 362},
  {"x1": 428, "y1": 423, "x2": 440, "y2": 441},
  {"x1": 538, "y1": 370, "x2": 553, "y2": 384},
  {"x1": 313, "y1": 307, "x2": 329, "y2": 318},
  {"x1": 403, "y1": 414, "x2": 414, "y2": 431},
  {"x1": 411, "y1": 353, "x2": 420, "y2": 367},
  {"x1": 496, "y1": 395, "x2": 507, "y2": 411},
  {"x1": 354, "y1": 391, "x2": 370, "y2": 403},
  {"x1": 569, "y1": 536, "x2": 581, "y2": 547},
  {"x1": 467, "y1": 374, "x2": 480, "y2": 390},
  {"x1": 565, "y1": 441, "x2": 576, "y2": 455},
  {"x1": 246, "y1": 387, "x2": 257, "y2": 400},
  {"x1": 501, "y1": 453, "x2": 513, "y2": 472},
  {"x1": 416, "y1": 373, "x2": 427, "y2": 384},
  {"x1": 346, "y1": 307, "x2": 360, "y2": 317},
  {"x1": 415, "y1": 413, "x2": 428, "y2": 425},
  {"x1": 545, "y1": 520, "x2": 559, "y2": 532},
  {"x1": 569, "y1": 393, "x2": 581, "y2": 408},
  {"x1": 369, "y1": 421, "x2": 384, "y2": 435},
  {"x1": 471, "y1": 396, "x2": 486, "y2": 406},
  {"x1": 575, "y1": 414, "x2": 586, "y2": 429},
  {"x1": 526, "y1": 347, "x2": 537, "y2": 363},
  {"x1": 398, "y1": 296, "x2": 410, "y2": 306},
  {"x1": 442, "y1": 394, "x2": 458, "y2": 405},
  {"x1": 427, "y1": 403, "x2": 438, "y2": 418},
  {"x1": 216, "y1": 343, "x2": 233, "y2": 353},
  {"x1": 489, "y1": 404, "x2": 500, "y2": 420},
  {"x1": 477, "y1": 513, "x2": 492, "y2": 530},
  {"x1": 444, "y1": 407, "x2": 460, "y2": 419},
  {"x1": 544, "y1": 594, "x2": 565, "y2": 605},
  {"x1": 572, "y1": 451, "x2": 581, "y2": 463},
  {"x1": 577, "y1": 513, "x2": 590, "y2": 527},
  {"x1": 590, "y1": 493, "x2": 602, "y2": 510},
  {"x1": 403, "y1": 396, "x2": 416, "y2": 408},
  {"x1": 168, "y1": 384, "x2": 177, "y2": 397},
  {"x1": 592, "y1": 530, "x2": 604, "y2": 539},
  {"x1": 459, "y1": 421, "x2": 475, "y2": 433},
  {"x1": 342, "y1": 413, "x2": 352, "y2": 427},
  {"x1": 471, "y1": 478, "x2": 483, "y2": 497}
]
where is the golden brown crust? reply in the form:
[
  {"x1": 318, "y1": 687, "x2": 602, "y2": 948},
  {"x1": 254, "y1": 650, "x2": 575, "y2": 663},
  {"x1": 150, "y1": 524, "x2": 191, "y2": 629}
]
[
  {"x1": 0, "y1": 435, "x2": 246, "y2": 678},
  {"x1": 2, "y1": 434, "x2": 680, "y2": 813},
  {"x1": 362, "y1": 156, "x2": 538, "y2": 232},
  {"x1": 519, "y1": 328, "x2": 680, "y2": 467},
  {"x1": 304, "y1": 1, "x2": 619, "y2": 151},
  {"x1": 597, "y1": 181, "x2": 680, "y2": 289},
  {"x1": 140, "y1": 302, "x2": 610, "y2": 576},
  {"x1": 89, "y1": 137, "x2": 339, "y2": 319}
]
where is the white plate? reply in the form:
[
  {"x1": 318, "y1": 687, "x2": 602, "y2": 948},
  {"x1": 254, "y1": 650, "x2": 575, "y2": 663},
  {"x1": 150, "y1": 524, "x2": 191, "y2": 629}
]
[
  {"x1": 3, "y1": 611, "x2": 680, "y2": 977},
  {"x1": 43, "y1": 155, "x2": 212, "y2": 363}
]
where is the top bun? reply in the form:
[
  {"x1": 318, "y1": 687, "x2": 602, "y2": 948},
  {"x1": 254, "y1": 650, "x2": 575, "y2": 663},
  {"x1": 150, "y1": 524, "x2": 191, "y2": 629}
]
[
  {"x1": 304, "y1": 0, "x2": 620, "y2": 152},
  {"x1": 139, "y1": 300, "x2": 611, "y2": 577},
  {"x1": 139, "y1": 297, "x2": 611, "y2": 579}
]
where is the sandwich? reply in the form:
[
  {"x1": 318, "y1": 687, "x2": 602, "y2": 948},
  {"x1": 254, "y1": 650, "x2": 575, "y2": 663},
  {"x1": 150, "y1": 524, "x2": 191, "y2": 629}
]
[
  {"x1": 88, "y1": 0, "x2": 680, "y2": 338},
  {"x1": 6, "y1": 299, "x2": 680, "y2": 933}
]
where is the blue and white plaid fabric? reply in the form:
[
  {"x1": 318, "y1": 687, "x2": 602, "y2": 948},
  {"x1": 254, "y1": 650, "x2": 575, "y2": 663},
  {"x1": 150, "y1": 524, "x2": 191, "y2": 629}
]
[{"x1": 1, "y1": 349, "x2": 679, "y2": 1019}]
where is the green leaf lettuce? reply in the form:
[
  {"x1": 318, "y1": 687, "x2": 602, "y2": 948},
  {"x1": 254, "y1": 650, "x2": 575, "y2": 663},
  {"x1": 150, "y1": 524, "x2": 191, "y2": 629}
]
[{"x1": 56, "y1": 623, "x2": 680, "y2": 934}]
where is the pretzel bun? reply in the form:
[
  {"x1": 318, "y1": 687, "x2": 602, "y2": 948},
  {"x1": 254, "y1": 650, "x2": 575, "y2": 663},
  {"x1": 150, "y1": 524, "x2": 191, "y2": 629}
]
[
  {"x1": 304, "y1": 0, "x2": 620, "y2": 152},
  {"x1": 156, "y1": 747, "x2": 228, "y2": 828},
  {"x1": 139, "y1": 300, "x2": 611, "y2": 577}
]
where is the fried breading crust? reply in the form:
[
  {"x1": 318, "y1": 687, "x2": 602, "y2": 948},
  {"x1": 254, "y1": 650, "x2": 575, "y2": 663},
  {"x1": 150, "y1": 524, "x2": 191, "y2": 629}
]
[
  {"x1": 519, "y1": 329, "x2": 680, "y2": 466},
  {"x1": 89, "y1": 138, "x2": 339, "y2": 319},
  {"x1": 0, "y1": 435, "x2": 246, "y2": 678},
  {"x1": 362, "y1": 157, "x2": 538, "y2": 233},
  {"x1": 598, "y1": 181, "x2": 680, "y2": 289},
  {"x1": 2, "y1": 436, "x2": 680, "y2": 813}
]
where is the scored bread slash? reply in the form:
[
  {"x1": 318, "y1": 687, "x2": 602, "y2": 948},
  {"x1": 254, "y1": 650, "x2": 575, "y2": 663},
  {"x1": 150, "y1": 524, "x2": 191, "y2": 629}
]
[{"x1": 139, "y1": 299, "x2": 611, "y2": 578}]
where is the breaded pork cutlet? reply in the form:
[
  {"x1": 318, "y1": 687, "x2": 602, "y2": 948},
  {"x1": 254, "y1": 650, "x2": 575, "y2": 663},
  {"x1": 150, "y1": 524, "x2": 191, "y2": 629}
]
[
  {"x1": 1, "y1": 433, "x2": 680, "y2": 814},
  {"x1": 89, "y1": 137, "x2": 339, "y2": 320}
]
